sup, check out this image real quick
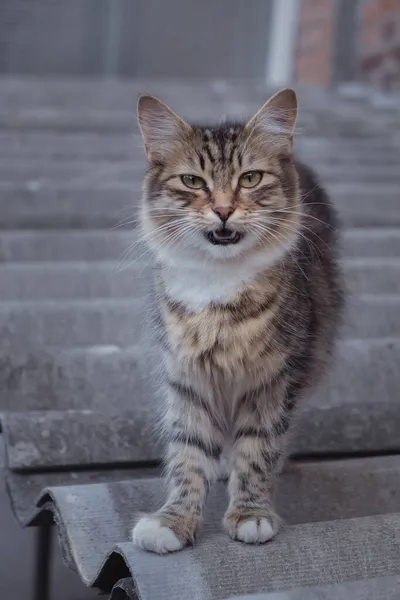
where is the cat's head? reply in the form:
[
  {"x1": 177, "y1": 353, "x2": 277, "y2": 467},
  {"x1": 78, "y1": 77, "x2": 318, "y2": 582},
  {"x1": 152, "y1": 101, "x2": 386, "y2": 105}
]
[{"x1": 138, "y1": 89, "x2": 301, "y2": 266}]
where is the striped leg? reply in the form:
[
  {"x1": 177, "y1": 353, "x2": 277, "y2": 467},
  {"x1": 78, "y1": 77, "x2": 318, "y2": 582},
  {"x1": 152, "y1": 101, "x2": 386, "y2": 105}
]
[
  {"x1": 132, "y1": 381, "x2": 223, "y2": 554},
  {"x1": 224, "y1": 384, "x2": 292, "y2": 544}
]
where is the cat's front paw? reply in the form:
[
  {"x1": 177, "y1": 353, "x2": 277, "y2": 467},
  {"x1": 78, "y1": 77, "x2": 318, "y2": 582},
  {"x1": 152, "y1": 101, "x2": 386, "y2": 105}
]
[
  {"x1": 223, "y1": 509, "x2": 280, "y2": 544},
  {"x1": 132, "y1": 515, "x2": 184, "y2": 554}
]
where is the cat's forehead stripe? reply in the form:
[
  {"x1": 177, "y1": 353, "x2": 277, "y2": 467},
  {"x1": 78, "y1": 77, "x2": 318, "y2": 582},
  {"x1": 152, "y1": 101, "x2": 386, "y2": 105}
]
[
  {"x1": 196, "y1": 124, "x2": 244, "y2": 170},
  {"x1": 198, "y1": 153, "x2": 205, "y2": 171},
  {"x1": 203, "y1": 143, "x2": 216, "y2": 165}
]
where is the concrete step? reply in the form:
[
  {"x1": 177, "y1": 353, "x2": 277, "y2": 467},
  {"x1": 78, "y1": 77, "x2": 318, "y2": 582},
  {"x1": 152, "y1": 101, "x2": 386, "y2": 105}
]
[
  {"x1": 1, "y1": 130, "x2": 399, "y2": 164},
  {"x1": 2, "y1": 75, "x2": 399, "y2": 117},
  {"x1": 344, "y1": 294, "x2": 400, "y2": 339},
  {"x1": 0, "y1": 77, "x2": 372, "y2": 110},
  {"x1": 1, "y1": 182, "x2": 399, "y2": 229},
  {"x1": 0, "y1": 339, "x2": 399, "y2": 458},
  {"x1": 332, "y1": 184, "x2": 400, "y2": 227},
  {"x1": 318, "y1": 165, "x2": 400, "y2": 183},
  {"x1": 1, "y1": 77, "x2": 399, "y2": 141},
  {"x1": 0, "y1": 159, "x2": 146, "y2": 186},
  {"x1": 1, "y1": 105, "x2": 399, "y2": 137},
  {"x1": 3, "y1": 385, "x2": 400, "y2": 484},
  {"x1": 0, "y1": 132, "x2": 139, "y2": 161},
  {"x1": 0, "y1": 295, "x2": 399, "y2": 348},
  {"x1": 0, "y1": 299, "x2": 144, "y2": 348},
  {"x1": 0, "y1": 183, "x2": 141, "y2": 229},
  {"x1": 0, "y1": 345, "x2": 144, "y2": 411},
  {"x1": 344, "y1": 259, "x2": 400, "y2": 294},
  {"x1": 1, "y1": 228, "x2": 400, "y2": 262},
  {"x1": 342, "y1": 228, "x2": 400, "y2": 258},
  {"x1": 1, "y1": 258, "x2": 400, "y2": 300},
  {"x1": 0, "y1": 261, "x2": 149, "y2": 300},
  {"x1": 0, "y1": 230, "x2": 134, "y2": 262}
]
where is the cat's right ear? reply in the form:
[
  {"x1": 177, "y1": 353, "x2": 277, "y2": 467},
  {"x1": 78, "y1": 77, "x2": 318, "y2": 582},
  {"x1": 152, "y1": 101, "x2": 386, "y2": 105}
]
[
  {"x1": 245, "y1": 88, "x2": 298, "y2": 151},
  {"x1": 137, "y1": 95, "x2": 191, "y2": 162}
]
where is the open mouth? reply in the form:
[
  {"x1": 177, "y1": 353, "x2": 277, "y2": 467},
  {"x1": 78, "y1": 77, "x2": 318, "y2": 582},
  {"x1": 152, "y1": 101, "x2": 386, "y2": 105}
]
[{"x1": 206, "y1": 228, "x2": 243, "y2": 246}]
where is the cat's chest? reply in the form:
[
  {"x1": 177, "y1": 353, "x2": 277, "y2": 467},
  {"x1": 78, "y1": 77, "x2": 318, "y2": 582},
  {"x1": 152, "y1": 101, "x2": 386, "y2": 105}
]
[
  {"x1": 158, "y1": 261, "x2": 279, "y2": 372},
  {"x1": 159, "y1": 254, "x2": 278, "y2": 311},
  {"x1": 162, "y1": 265, "x2": 251, "y2": 310},
  {"x1": 163, "y1": 304, "x2": 268, "y2": 372}
]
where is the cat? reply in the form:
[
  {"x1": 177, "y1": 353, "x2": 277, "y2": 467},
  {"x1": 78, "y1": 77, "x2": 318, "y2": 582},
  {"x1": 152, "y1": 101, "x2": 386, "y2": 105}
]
[{"x1": 132, "y1": 89, "x2": 343, "y2": 554}]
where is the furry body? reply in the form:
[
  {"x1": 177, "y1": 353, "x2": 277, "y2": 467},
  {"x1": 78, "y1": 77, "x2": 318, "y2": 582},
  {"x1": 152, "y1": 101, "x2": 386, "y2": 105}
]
[{"x1": 132, "y1": 91, "x2": 342, "y2": 553}]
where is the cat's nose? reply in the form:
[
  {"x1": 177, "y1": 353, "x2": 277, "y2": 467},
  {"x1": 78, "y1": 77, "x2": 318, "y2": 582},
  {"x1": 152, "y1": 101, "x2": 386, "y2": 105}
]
[{"x1": 212, "y1": 206, "x2": 234, "y2": 223}]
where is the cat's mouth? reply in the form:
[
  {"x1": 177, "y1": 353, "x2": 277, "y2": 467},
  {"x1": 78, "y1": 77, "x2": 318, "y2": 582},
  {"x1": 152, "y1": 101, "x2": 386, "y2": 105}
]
[{"x1": 206, "y1": 228, "x2": 243, "y2": 246}]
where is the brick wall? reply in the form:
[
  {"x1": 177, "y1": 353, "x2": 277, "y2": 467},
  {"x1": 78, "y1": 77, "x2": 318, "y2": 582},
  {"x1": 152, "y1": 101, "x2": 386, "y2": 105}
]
[
  {"x1": 359, "y1": 0, "x2": 400, "y2": 90},
  {"x1": 294, "y1": 0, "x2": 400, "y2": 90},
  {"x1": 294, "y1": 0, "x2": 338, "y2": 86}
]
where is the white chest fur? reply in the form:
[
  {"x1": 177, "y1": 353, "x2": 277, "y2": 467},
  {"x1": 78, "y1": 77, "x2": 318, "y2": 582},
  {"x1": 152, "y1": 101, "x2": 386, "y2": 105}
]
[{"x1": 160, "y1": 250, "x2": 284, "y2": 311}]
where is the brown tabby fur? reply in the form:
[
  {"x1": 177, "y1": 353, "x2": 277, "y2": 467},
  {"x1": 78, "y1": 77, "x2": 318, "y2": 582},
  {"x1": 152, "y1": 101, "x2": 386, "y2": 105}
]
[{"x1": 132, "y1": 90, "x2": 343, "y2": 554}]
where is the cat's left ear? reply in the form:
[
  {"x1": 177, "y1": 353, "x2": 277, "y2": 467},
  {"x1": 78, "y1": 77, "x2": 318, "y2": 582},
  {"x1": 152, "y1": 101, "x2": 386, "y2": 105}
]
[
  {"x1": 137, "y1": 95, "x2": 192, "y2": 162},
  {"x1": 245, "y1": 88, "x2": 298, "y2": 149}
]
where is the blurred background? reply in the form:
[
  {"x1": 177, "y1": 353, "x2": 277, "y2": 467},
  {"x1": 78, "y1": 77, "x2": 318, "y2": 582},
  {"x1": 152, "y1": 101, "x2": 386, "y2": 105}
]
[
  {"x1": 0, "y1": 0, "x2": 399, "y2": 89},
  {"x1": 0, "y1": 1, "x2": 399, "y2": 600}
]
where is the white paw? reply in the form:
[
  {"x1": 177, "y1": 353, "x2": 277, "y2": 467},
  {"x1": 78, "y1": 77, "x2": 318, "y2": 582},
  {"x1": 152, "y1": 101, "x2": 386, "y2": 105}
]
[
  {"x1": 236, "y1": 518, "x2": 275, "y2": 544},
  {"x1": 132, "y1": 516, "x2": 184, "y2": 554}
]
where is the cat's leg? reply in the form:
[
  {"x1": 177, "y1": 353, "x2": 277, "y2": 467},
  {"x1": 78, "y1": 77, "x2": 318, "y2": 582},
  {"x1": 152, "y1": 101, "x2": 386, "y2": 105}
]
[
  {"x1": 132, "y1": 381, "x2": 223, "y2": 554},
  {"x1": 224, "y1": 383, "x2": 292, "y2": 544}
]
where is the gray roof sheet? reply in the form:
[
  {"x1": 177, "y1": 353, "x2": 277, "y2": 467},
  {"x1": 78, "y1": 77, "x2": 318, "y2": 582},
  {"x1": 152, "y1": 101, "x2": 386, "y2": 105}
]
[
  {"x1": 226, "y1": 576, "x2": 400, "y2": 600},
  {"x1": 6, "y1": 457, "x2": 399, "y2": 595}
]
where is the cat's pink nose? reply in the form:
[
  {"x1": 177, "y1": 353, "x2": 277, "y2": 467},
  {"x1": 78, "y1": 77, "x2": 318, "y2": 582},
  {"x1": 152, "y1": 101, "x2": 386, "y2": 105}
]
[{"x1": 213, "y1": 206, "x2": 234, "y2": 223}]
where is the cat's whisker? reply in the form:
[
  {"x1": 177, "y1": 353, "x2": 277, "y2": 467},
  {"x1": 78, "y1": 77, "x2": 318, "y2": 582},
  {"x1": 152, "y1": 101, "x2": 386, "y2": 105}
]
[
  {"x1": 166, "y1": 224, "x2": 199, "y2": 248},
  {"x1": 117, "y1": 242, "x2": 142, "y2": 265},
  {"x1": 116, "y1": 244, "x2": 155, "y2": 274},
  {"x1": 111, "y1": 217, "x2": 140, "y2": 230},
  {"x1": 148, "y1": 207, "x2": 193, "y2": 213},
  {"x1": 256, "y1": 208, "x2": 334, "y2": 230},
  {"x1": 255, "y1": 199, "x2": 331, "y2": 213},
  {"x1": 114, "y1": 204, "x2": 142, "y2": 216},
  {"x1": 254, "y1": 216, "x2": 319, "y2": 259},
  {"x1": 117, "y1": 218, "x2": 193, "y2": 269},
  {"x1": 249, "y1": 222, "x2": 292, "y2": 282},
  {"x1": 148, "y1": 214, "x2": 190, "y2": 219},
  {"x1": 250, "y1": 221, "x2": 310, "y2": 281},
  {"x1": 157, "y1": 220, "x2": 198, "y2": 249},
  {"x1": 297, "y1": 183, "x2": 320, "y2": 203},
  {"x1": 142, "y1": 226, "x2": 192, "y2": 251},
  {"x1": 162, "y1": 227, "x2": 193, "y2": 248},
  {"x1": 117, "y1": 224, "x2": 181, "y2": 252},
  {"x1": 263, "y1": 220, "x2": 328, "y2": 277},
  {"x1": 263, "y1": 216, "x2": 333, "y2": 255}
]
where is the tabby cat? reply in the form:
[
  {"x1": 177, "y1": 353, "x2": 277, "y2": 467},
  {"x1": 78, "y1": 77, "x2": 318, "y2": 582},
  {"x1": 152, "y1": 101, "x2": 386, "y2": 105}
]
[{"x1": 132, "y1": 89, "x2": 342, "y2": 554}]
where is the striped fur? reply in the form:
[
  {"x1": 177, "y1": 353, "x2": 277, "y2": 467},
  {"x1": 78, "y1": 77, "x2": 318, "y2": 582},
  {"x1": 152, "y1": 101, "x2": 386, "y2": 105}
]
[{"x1": 132, "y1": 90, "x2": 343, "y2": 554}]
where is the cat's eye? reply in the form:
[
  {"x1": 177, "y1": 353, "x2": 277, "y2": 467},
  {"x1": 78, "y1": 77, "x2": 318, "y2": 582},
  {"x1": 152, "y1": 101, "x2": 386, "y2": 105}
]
[
  {"x1": 181, "y1": 175, "x2": 206, "y2": 190},
  {"x1": 238, "y1": 171, "x2": 263, "y2": 188}
]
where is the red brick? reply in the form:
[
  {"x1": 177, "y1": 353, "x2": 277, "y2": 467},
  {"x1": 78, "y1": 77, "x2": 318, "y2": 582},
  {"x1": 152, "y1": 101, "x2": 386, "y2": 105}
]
[
  {"x1": 295, "y1": 0, "x2": 336, "y2": 86},
  {"x1": 357, "y1": 0, "x2": 400, "y2": 88},
  {"x1": 294, "y1": 0, "x2": 400, "y2": 88}
]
